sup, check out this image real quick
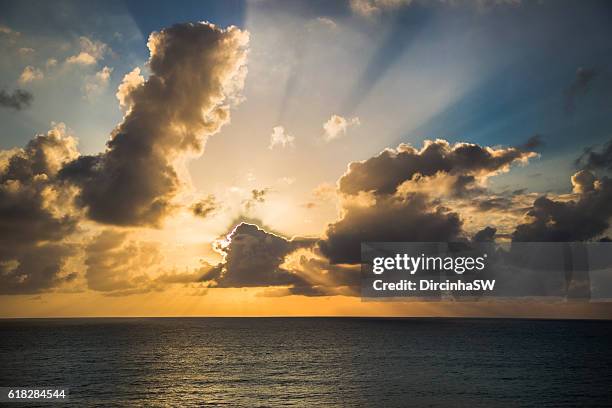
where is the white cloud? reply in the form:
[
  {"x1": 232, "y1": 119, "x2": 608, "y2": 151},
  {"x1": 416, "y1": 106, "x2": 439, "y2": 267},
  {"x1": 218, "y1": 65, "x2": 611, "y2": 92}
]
[
  {"x1": 18, "y1": 65, "x2": 43, "y2": 84},
  {"x1": 322, "y1": 114, "x2": 360, "y2": 141},
  {"x1": 269, "y1": 126, "x2": 295, "y2": 149}
]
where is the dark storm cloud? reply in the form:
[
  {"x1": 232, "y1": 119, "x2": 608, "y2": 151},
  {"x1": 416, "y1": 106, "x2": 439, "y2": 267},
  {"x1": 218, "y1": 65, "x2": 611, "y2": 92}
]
[
  {"x1": 0, "y1": 88, "x2": 32, "y2": 110},
  {"x1": 0, "y1": 125, "x2": 80, "y2": 294},
  {"x1": 192, "y1": 194, "x2": 219, "y2": 219},
  {"x1": 575, "y1": 139, "x2": 612, "y2": 172},
  {"x1": 512, "y1": 170, "x2": 612, "y2": 242},
  {"x1": 338, "y1": 140, "x2": 535, "y2": 197},
  {"x1": 564, "y1": 67, "x2": 597, "y2": 114},
  {"x1": 319, "y1": 193, "x2": 463, "y2": 264},
  {"x1": 60, "y1": 22, "x2": 249, "y2": 226}
]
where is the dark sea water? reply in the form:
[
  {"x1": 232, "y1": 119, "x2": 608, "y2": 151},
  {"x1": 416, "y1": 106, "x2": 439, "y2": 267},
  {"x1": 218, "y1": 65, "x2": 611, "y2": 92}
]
[{"x1": 1, "y1": 318, "x2": 612, "y2": 407}]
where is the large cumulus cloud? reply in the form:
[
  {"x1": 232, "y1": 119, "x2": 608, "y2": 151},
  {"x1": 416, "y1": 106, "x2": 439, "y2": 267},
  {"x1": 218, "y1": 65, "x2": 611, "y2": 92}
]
[
  {"x1": 512, "y1": 170, "x2": 612, "y2": 242},
  {"x1": 320, "y1": 193, "x2": 463, "y2": 264},
  {"x1": 320, "y1": 140, "x2": 536, "y2": 264},
  {"x1": 61, "y1": 22, "x2": 249, "y2": 226},
  {"x1": 338, "y1": 139, "x2": 535, "y2": 197},
  {"x1": 202, "y1": 223, "x2": 313, "y2": 288},
  {"x1": 202, "y1": 223, "x2": 357, "y2": 296},
  {"x1": 0, "y1": 124, "x2": 79, "y2": 294}
]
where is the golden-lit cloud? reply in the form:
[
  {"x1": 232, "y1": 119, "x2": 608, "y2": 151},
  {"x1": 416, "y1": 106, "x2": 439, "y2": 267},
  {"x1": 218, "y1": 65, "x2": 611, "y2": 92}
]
[
  {"x1": 18, "y1": 65, "x2": 43, "y2": 83},
  {"x1": 65, "y1": 36, "x2": 109, "y2": 66},
  {"x1": 84, "y1": 229, "x2": 208, "y2": 296},
  {"x1": 322, "y1": 114, "x2": 360, "y2": 142},
  {"x1": 61, "y1": 22, "x2": 250, "y2": 226},
  {"x1": 0, "y1": 123, "x2": 80, "y2": 294}
]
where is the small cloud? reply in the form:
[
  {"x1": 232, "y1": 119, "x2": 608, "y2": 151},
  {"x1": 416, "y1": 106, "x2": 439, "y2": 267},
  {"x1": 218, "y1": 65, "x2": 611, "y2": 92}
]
[
  {"x1": 18, "y1": 47, "x2": 35, "y2": 56},
  {"x1": 0, "y1": 88, "x2": 33, "y2": 110},
  {"x1": 18, "y1": 66, "x2": 43, "y2": 84},
  {"x1": 83, "y1": 66, "x2": 113, "y2": 100},
  {"x1": 322, "y1": 114, "x2": 360, "y2": 141},
  {"x1": 564, "y1": 67, "x2": 597, "y2": 114},
  {"x1": 192, "y1": 194, "x2": 219, "y2": 219},
  {"x1": 65, "y1": 36, "x2": 109, "y2": 66},
  {"x1": 269, "y1": 126, "x2": 295, "y2": 149},
  {"x1": 308, "y1": 17, "x2": 338, "y2": 30},
  {"x1": 350, "y1": 0, "x2": 412, "y2": 17},
  {"x1": 0, "y1": 24, "x2": 20, "y2": 44},
  {"x1": 278, "y1": 176, "x2": 296, "y2": 185},
  {"x1": 46, "y1": 58, "x2": 58, "y2": 69},
  {"x1": 243, "y1": 188, "x2": 270, "y2": 211}
]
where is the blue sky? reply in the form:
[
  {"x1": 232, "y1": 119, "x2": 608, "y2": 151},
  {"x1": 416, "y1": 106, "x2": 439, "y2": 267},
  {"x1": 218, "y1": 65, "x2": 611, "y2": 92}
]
[{"x1": 2, "y1": 0, "x2": 611, "y2": 193}]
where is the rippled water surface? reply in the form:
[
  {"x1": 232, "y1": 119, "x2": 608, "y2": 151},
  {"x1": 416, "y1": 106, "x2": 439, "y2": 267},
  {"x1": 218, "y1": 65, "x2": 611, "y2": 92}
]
[{"x1": 1, "y1": 318, "x2": 612, "y2": 407}]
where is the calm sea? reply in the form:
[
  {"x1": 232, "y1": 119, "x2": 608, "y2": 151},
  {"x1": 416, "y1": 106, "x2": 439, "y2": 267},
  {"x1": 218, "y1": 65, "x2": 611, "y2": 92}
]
[{"x1": 1, "y1": 318, "x2": 611, "y2": 407}]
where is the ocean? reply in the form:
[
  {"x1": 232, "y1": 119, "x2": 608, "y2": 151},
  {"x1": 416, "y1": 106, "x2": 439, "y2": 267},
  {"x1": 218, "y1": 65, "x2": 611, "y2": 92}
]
[{"x1": 1, "y1": 318, "x2": 611, "y2": 407}]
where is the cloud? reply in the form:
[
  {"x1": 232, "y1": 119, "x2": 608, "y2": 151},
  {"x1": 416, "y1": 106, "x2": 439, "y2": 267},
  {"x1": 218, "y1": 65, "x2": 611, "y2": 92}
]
[
  {"x1": 61, "y1": 22, "x2": 249, "y2": 226},
  {"x1": 322, "y1": 114, "x2": 360, "y2": 142},
  {"x1": 575, "y1": 138, "x2": 612, "y2": 172},
  {"x1": 268, "y1": 126, "x2": 295, "y2": 149},
  {"x1": 319, "y1": 139, "x2": 536, "y2": 264},
  {"x1": 243, "y1": 188, "x2": 270, "y2": 211},
  {"x1": 472, "y1": 226, "x2": 496, "y2": 242},
  {"x1": 338, "y1": 139, "x2": 536, "y2": 197},
  {"x1": 0, "y1": 89, "x2": 33, "y2": 110},
  {"x1": 18, "y1": 65, "x2": 43, "y2": 84},
  {"x1": 0, "y1": 24, "x2": 20, "y2": 44},
  {"x1": 85, "y1": 229, "x2": 206, "y2": 295},
  {"x1": 84, "y1": 229, "x2": 161, "y2": 292},
  {"x1": 191, "y1": 194, "x2": 219, "y2": 218},
  {"x1": 0, "y1": 123, "x2": 80, "y2": 294},
  {"x1": 520, "y1": 134, "x2": 544, "y2": 151},
  {"x1": 115, "y1": 67, "x2": 144, "y2": 110},
  {"x1": 350, "y1": 0, "x2": 520, "y2": 16},
  {"x1": 319, "y1": 193, "x2": 463, "y2": 263},
  {"x1": 350, "y1": 0, "x2": 413, "y2": 17},
  {"x1": 65, "y1": 36, "x2": 109, "y2": 66},
  {"x1": 512, "y1": 170, "x2": 612, "y2": 242},
  {"x1": 564, "y1": 67, "x2": 597, "y2": 114},
  {"x1": 310, "y1": 17, "x2": 338, "y2": 30},
  {"x1": 18, "y1": 47, "x2": 34, "y2": 56},
  {"x1": 202, "y1": 223, "x2": 315, "y2": 290},
  {"x1": 83, "y1": 66, "x2": 113, "y2": 100}
]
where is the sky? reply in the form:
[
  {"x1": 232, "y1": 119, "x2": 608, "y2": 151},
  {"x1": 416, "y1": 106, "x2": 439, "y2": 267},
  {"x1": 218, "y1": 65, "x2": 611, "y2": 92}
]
[{"x1": 1, "y1": 0, "x2": 612, "y2": 318}]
